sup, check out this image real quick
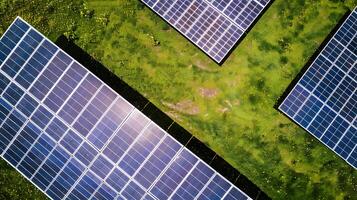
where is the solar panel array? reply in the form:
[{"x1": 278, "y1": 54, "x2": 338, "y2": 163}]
[
  {"x1": 279, "y1": 8, "x2": 357, "y2": 169},
  {"x1": 140, "y1": 0, "x2": 270, "y2": 63},
  {"x1": 0, "y1": 17, "x2": 252, "y2": 200}
]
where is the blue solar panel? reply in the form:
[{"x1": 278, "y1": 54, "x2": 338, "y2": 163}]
[
  {"x1": 0, "y1": 17, "x2": 252, "y2": 200},
  {"x1": 140, "y1": 0, "x2": 270, "y2": 63},
  {"x1": 279, "y1": 8, "x2": 357, "y2": 169}
]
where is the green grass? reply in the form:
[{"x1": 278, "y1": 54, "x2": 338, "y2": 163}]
[{"x1": 0, "y1": 0, "x2": 356, "y2": 199}]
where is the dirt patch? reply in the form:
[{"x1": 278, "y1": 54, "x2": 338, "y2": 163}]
[
  {"x1": 162, "y1": 100, "x2": 200, "y2": 115},
  {"x1": 217, "y1": 99, "x2": 241, "y2": 114},
  {"x1": 233, "y1": 99, "x2": 241, "y2": 106},
  {"x1": 193, "y1": 60, "x2": 218, "y2": 72},
  {"x1": 217, "y1": 106, "x2": 230, "y2": 114},
  {"x1": 198, "y1": 87, "x2": 219, "y2": 99},
  {"x1": 165, "y1": 111, "x2": 183, "y2": 122}
]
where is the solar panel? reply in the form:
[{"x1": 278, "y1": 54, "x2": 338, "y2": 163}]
[
  {"x1": 279, "y1": 8, "x2": 357, "y2": 169},
  {"x1": 0, "y1": 17, "x2": 252, "y2": 200},
  {"x1": 140, "y1": 0, "x2": 271, "y2": 64}
]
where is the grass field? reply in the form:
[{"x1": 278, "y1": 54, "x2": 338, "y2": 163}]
[{"x1": 0, "y1": 0, "x2": 356, "y2": 199}]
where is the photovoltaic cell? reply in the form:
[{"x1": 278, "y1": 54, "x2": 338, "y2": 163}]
[
  {"x1": 140, "y1": 0, "x2": 270, "y2": 63},
  {"x1": 279, "y1": 8, "x2": 357, "y2": 169},
  {"x1": 171, "y1": 161, "x2": 214, "y2": 200},
  {"x1": 0, "y1": 17, "x2": 251, "y2": 200}
]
